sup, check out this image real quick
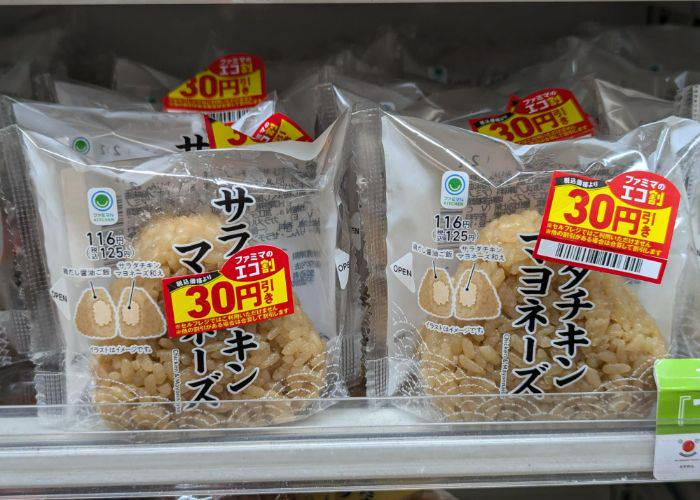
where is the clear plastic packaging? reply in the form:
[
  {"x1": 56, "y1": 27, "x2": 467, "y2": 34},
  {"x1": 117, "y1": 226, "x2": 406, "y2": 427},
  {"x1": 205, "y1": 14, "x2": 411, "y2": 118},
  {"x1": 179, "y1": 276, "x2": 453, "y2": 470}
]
[
  {"x1": 112, "y1": 58, "x2": 183, "y2": 110},
  {"x1": 0, "y1": 98, "x2": 214, "y2": 376},
  {"x1": 587, "y1": 25, "x2": 700, "y2": 74},
  {"x1": 112, "y1": 57, "x2": 302, "y2": 114},
  {"x1": 358, "y1": 110, "x2": 700, "y2": 421},
  {"x1": 282, "y1": 73, "x2": 398, "y2": 391},
  {"x1": 230, "y1": 93, "x2": 279, "y2": 135},
  {"x1": 201, "y1": 27, "x2": 410, "y2": 94},
  {"x1": 406, "y1": 37, "x2": 676, "y2": 135},
  {"x1": 0, "y1": 95, "x2": 299, "y2": 161},
  {"x1": 495, "y1": 37, "x2": 677, "y2": 114},
  {"x1": 0, "y1": 96, "x2": 206, "y2": 161},
  {"x1": 112, "y1": 28, "x2": 416, "y2": 117},
  {"x1": 591, "y1": 79, "x2": 700, "y2": 250},
  {"x1": 229, "y1": 92, "x2": 312, "y2": 143},
  {"x1": 0, "y1": 95, "x2": 323, "y2": 387},
  {"x1": 283, "y1": 70, "x2": 420, "y2": 391},
  {"x1": 32, "y1": 74, "x2": 155, "y2": 111},
  {"x1": 592, "y1": 78, "x2": 675, "y2": 138},
  {"x1": 0, "y1": 112, "x2": 352, "y2": 429},
  {"x1": 401, "y1": 86, "x2": 508, "y2": 128},
  {"x1": 281, "y1": 67, "x2": 421, "y2": 139}
]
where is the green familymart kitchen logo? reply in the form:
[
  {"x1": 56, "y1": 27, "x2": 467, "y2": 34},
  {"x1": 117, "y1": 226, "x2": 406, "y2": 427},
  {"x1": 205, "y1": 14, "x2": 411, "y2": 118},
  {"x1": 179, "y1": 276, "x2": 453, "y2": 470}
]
[
  {"x1": 440, "y1": 170, "x2": 469, "y2": 209},
  {"x1": 72, "y1": 137, "x2": 91, "y2": 154},
  {"x1": 87, "y1": 188, "x2": 118, "y2": 226}
]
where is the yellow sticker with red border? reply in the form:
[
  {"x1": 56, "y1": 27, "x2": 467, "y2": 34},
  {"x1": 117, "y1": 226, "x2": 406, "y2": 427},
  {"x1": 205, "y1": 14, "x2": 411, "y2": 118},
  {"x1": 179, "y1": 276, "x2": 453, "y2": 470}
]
[
  {"x1": 204, "y1": 115, "x2": 312, "y2": 149},
  {"x1": 469, "y1": 88, "x2": 594, "y2": 145},
  {"x1": 533, "y1": 171, "x2": 680, "y2": 284},
  {"x1": 163, "y1": 54, "x2": 266, "y2": 117},
  {"x1": 161, "y1": 244, "x2": 294, "y2": 337},
  {"x1": 204, "y1": 116, "x2": 259, "y2": 149},
  {"x1": 251, "y1": 113, "x2": 312, "y2": 143}
]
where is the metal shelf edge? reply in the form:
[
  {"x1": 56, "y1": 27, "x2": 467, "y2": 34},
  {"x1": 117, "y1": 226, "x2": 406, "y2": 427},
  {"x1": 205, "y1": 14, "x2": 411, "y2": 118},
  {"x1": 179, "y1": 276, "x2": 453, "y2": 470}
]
[{"x1": 0, "y1": 425, "x2": 655, "y2": 490}]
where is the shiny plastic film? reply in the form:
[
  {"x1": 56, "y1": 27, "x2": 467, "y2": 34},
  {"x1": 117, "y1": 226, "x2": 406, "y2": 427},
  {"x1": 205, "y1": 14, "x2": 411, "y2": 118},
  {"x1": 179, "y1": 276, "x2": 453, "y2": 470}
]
[
  {"x1": 0, "y1": 113, "x2": 351, "y2": 430},
  {"x1": 359, "y1": 110, "x2": 700, "y2": 422},
  {"x1": 280, "y1": 72, "x2": 415, "y2": 391},
  {"x1": 32, "y1": 73, "x2": 155, "y2": 111},
  {"x1": 0, "y1": 94, "x2": 288, "y2": 161},
  {"x1": 112, "y1": 58, "x2": 183, "y2": 110},
  {"x1": 0, "y1": 98, "x2": 215, "y2": 380},
  {"x1": 590, "y1": 82, "x2": 700, "y2": 249},
  {"x1": 495, "y1": 37, "x2": 677, "y2": 108},
  {"x1": 0, "y1": 96, "x2": 208, "y2": 161},
  {"x1": 401, "y1": 86, "x2": 507, "y2": 129},
  {"x1": 281, "y1": 67, "x2": 420, "y2": 139},
  {"x1": 230, "y1": 93, "x2": 280, "y2": 136},
  {"x1": 0, "y1": 186, "x2": 27, "y2": 369},
  {"x1": 592, "y1": 79, "x2": 675, "y2": 137}
]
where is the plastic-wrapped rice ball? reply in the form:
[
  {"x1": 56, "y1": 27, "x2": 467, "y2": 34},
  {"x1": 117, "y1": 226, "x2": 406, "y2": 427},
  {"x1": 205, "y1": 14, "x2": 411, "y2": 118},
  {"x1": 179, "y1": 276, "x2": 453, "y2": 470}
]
[
  {"x1": 418, "y1": 210, "x2": 664, "y2": 420},
  {"x1": 92, "y1": 213, "x2": 327, "y2": 430}
]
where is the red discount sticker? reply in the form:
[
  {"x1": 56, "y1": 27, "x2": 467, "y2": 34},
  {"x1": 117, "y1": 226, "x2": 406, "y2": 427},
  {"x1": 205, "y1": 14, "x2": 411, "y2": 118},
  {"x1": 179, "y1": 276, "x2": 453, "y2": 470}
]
[
  {"x1": 534, "y1": 171, "x2": 680, "y2": 283},
  {"x1": 162, "y1": 244, "x2": 294, "y2": 337},
  {"x1": 251, "y1": 113, "x2": 312, "y2": 143},
  {"x1": 204, "y1": 116, "x2": 259, "y2": 149},
  {"x1": 204, "y1": 114, "x2": 312, "y2": 149},
  {"x1": 163, "y1": 54, "x2": 266, "y2": 124},
  {"x1": 469, "y1": 88, "x2": 594, "y2": 145}
]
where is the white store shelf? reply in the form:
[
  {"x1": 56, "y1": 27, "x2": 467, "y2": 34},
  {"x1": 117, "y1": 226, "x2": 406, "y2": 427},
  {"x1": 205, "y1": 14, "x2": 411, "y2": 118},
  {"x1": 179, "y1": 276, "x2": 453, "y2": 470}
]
[{"x1": 0, "y1": 398, "x2": 661, "y2": 498}]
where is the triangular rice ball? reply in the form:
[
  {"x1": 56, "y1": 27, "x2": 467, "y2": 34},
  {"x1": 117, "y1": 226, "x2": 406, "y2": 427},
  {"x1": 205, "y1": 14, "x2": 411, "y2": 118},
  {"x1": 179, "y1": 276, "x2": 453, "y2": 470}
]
[
  {"x1": 74, "y1": 286, "x2": 118, "y2": 339},
  {"x1": 453, "y1": 268, "x2": 501, "y2": 321},
  {"x1": 116, "y1": 286, "x2": 166, "y2": 339},
  {"x1": 418, "y1": 267, "x2": 454, "y2": 318}
]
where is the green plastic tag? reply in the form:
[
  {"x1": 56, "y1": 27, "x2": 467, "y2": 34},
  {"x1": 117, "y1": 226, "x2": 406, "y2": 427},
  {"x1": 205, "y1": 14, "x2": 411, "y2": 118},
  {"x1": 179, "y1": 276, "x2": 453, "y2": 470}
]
[{"x1": 654, "y1": 359, "x2": 700, "y2": 479}]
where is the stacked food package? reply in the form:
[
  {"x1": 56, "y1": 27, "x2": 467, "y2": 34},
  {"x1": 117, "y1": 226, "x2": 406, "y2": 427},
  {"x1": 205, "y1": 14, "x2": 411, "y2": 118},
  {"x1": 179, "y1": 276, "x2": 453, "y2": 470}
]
[{"x1": 0, "y1": 21, "x2": 699, "y2": 431}]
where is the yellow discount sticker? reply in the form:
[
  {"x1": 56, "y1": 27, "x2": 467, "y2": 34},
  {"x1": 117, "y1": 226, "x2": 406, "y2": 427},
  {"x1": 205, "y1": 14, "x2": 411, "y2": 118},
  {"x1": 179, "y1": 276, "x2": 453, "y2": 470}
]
[
  {"x1": 161, "y1": 244, "x2": 294, "y2": 337},
  {"x1": 250, "y1": 113, "x2": 312, "y2": 143},
  {"x1": 533, "y1": 171, "x2": 680, "y2": 284},
  {"x1": 204, "y1": 117, "x2": 259, "y2": 149},
  {"x1": 470, "y1": 88, "x2": 594, "y2": 145},
  {"x1": 204, "y1": 114, "x2": 312, "y2": 149},
  {"x1": 163, "y1": 54, "x2": 266, "y2": 120}
]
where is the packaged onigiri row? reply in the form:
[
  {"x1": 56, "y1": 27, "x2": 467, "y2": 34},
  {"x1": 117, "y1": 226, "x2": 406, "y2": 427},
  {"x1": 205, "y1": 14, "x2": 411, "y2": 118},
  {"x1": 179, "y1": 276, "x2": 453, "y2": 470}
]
[{"x1": 0, "y1": 22, "x2": 699, "y2": 429}]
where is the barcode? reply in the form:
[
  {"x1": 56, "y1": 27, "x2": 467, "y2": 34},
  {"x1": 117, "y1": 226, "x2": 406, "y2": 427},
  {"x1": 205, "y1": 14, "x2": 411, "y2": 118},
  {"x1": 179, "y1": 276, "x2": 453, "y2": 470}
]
[
  {"x1": 535, "y1": 238, "x2": 662, "y2": 281},
  {"x1": 207, "y1": 109, "x2": 249, "y2": 124},
  {"x1": 553, "y1": 242, "x2": 643, "y2": 273}
]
